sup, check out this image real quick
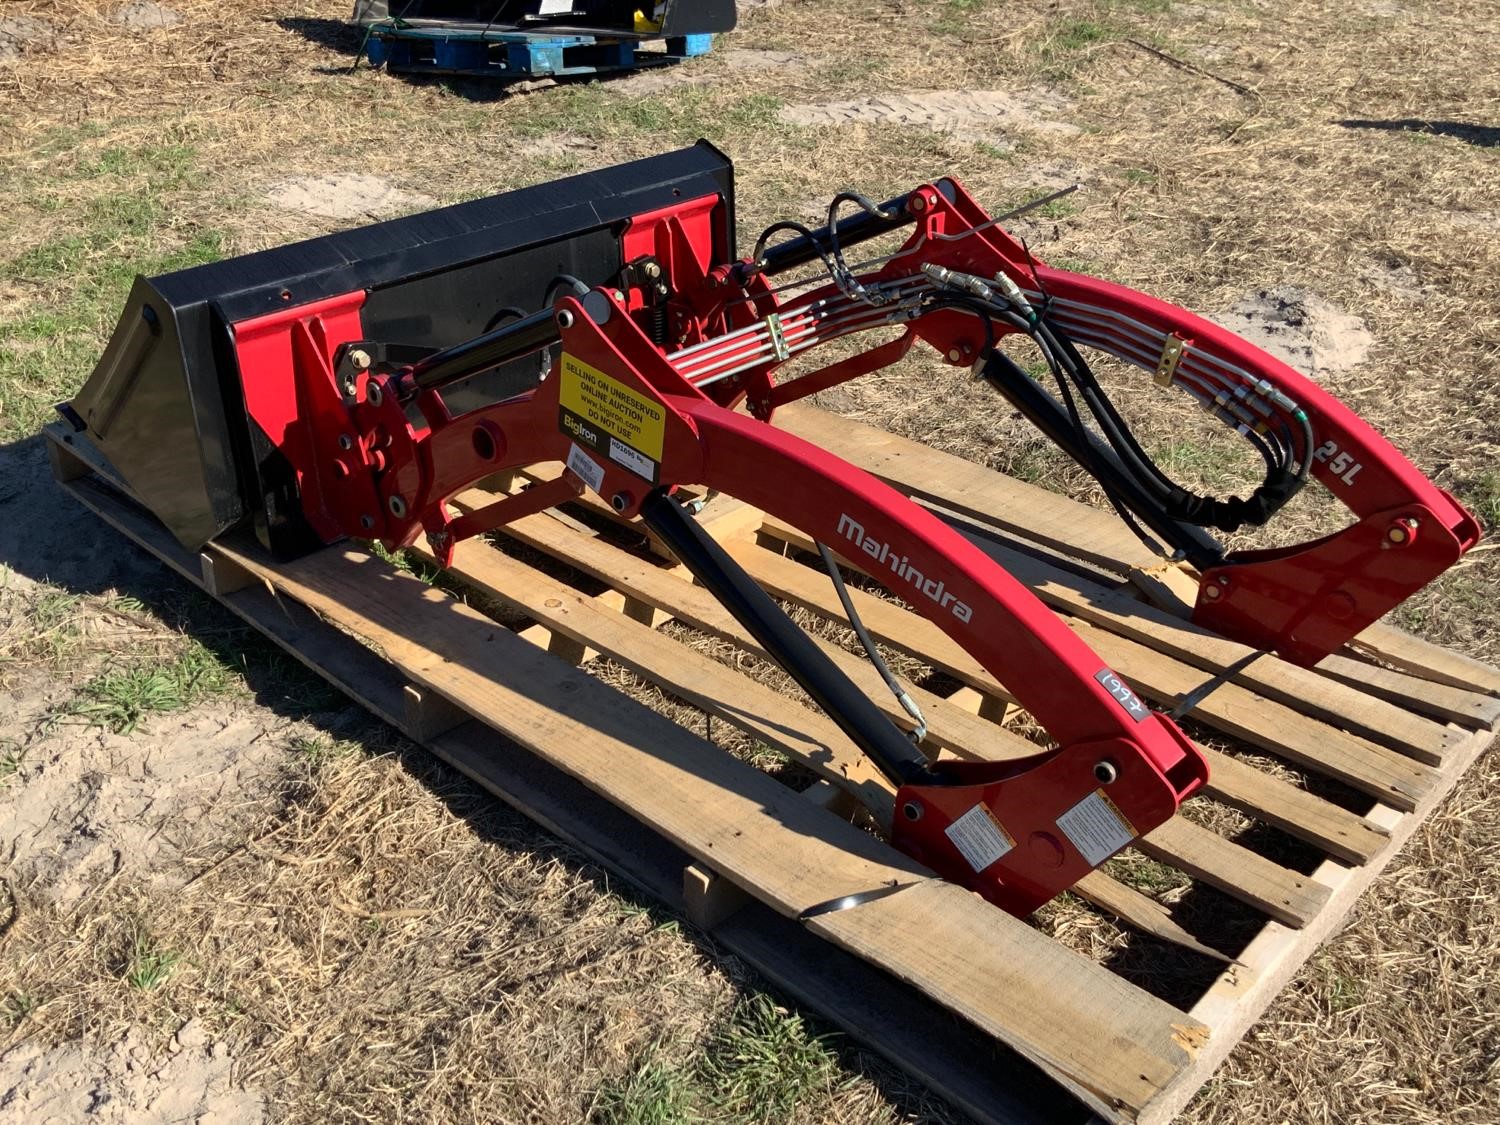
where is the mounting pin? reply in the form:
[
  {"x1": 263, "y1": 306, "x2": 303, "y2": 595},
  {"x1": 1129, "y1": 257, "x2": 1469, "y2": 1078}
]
[
  {"x1": 1387, "y1": 517, "x2": 1419, "y2": 546},
  {"x1": 556, "y1": 309, "x2": 575, "y2": 330},
  {"x1": 1093, "y1": 760, "x2": 1119, "y2": 785}
]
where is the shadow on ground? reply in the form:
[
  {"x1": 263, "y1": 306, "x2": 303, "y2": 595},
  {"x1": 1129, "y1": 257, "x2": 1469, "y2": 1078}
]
[
  {"x1": 1337, "y1": 118, "x2": 1500, "y2": 148},
  {"x1": 275, "y1": 16, "x2": 365, "y2": 60}
]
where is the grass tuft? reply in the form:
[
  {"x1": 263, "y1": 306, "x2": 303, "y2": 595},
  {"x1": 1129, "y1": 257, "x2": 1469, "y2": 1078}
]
[
  {"x1": 700, "y1": 994, "x2": 845, "y2": 1120},
  {"x1": 288, "y1": 733, "x2": 360, "y2": 768},
  {"x1": 0, "y1": 739, "x2": 23, "y2": 785},
  {"x1": 69, "y1": 643, "x2": 239, "y2": 734},
  {"x1": 123, "y1": 929, "x2": 181, "y2": 991},
  {"x1": 0, "y1": 991, "x2": 38, "y2": 1026},
  {"x1": 594, "y1": 1052, "x2": 696, "y2": 1125}
]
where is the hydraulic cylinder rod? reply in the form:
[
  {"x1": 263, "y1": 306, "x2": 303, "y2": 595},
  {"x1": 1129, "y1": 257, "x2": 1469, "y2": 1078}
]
[{"x1": 638, "y1": 488, "x2": 937, "y2": 787}]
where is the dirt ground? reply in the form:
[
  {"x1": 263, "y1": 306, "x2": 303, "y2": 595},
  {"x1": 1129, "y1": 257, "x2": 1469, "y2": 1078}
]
[{"x1": 1, "y1": 0, "x2": 1498, "y2": 1121}]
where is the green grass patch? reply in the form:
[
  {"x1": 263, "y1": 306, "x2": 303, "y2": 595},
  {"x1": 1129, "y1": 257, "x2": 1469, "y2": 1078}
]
[
  {"x1": 0, "y1": 739, "x2": 23, "y2": 786},
  {"x1": 509, "y1": 85, "x2": 791, "y2": 149},
  {"x1": 592, "y1": 994, "x2": 846, "y2": 1122},
  {"x1": 933, "y1": 0, "x2": 988, "y2": 34},
  {"x1": 69, "y1": 643, "x2": 240, "y2": 734},
  {"x1": 1050, "y1": 19, "x2": 1117, "y2": 52},
  {"x1": 0, "y1": 991, "x2": 38, "y2": 1026},
  {"x1": 0, "y1": 138, "x2": 226, "y2": 439},
  {"x1": 1149, "y1": 436, "x2": 1263, "y2": 495},
  {"x1": 1464, "y1": 470, "x2": 1500, "y2": 531},
  {"x1": 288, "y1": 733, "x2": 361, "y2": 768},
  {"x1": 699, "y1": 995, "x2": 844, "y2": 1120},
  {"x1": 0, "y1": 588, "x2": 85, "y2": 675},
  {"x1": 595, "y1": 1052, "x2": 697, "y2": 1125},
  {"x1": 123, "y1": 929, "x2": 181, "y2": 991},
  {"x1": 1105, "y1": 852, "x2": 1191, "y2": 895}
]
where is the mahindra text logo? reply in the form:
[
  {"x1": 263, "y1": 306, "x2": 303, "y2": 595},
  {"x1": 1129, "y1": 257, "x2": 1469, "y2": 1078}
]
[{"x1": 836, "y1": 514, "x2": 973, "y2": 624}]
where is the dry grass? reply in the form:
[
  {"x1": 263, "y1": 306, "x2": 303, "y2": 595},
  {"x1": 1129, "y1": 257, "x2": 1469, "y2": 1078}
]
[{"x1": 2, "y1": 0, "x2": 1500, "y2": 1121}]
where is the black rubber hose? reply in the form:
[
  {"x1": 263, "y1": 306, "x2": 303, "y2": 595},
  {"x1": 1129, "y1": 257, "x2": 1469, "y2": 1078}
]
[{"x1": 978, "y1": 350, "x2": 1225, "y2": 567}]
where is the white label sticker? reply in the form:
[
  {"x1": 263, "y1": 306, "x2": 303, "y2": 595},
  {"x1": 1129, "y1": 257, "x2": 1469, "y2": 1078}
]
[
  {"x1": 537, "y1": 0, "x2": 573, "y2": 13},
  {"x1": 566, "y1": 443, "x2": 605, "y2": 495},
  {"x1": 1056, "y1": 789, "x2": 1137, "y2": 867},
  {"x1": 609, "y1": 435, "x2": 655, "y2": 481},
  {"x1": 943, "y1": 804, "x2": 1015, "y2": 873}
]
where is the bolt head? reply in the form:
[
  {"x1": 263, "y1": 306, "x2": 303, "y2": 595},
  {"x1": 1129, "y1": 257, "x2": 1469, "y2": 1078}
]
[
  {"x1": 947, "y1": 348, "x2": 963, "y2": 362},
  {"x1": 1386, "y1": 517, "x2": 1419, "y2": 545},
  {"x1": 349, "y1": 349, "x2": 372, "y2": 371},
  {"x1": 910, "y1": 194, "x2": 926, "y2": 213},
  {"x1": 1203, "y1": 583, "x2": 1222, "y2": 601}
]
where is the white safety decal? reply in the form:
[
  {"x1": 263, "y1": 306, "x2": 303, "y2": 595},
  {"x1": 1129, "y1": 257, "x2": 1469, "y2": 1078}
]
[
  {"x1": 1056, "y1": 789, "x2": 1137, "y2": 867},
  {"x1": 944, "y1": 804, "x2": 1015, "y2": 873}
]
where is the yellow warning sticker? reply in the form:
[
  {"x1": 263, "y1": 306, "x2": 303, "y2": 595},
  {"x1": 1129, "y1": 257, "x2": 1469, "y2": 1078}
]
[{"x1": 558, "y1": 352, "x2": 665, "y2": 483}]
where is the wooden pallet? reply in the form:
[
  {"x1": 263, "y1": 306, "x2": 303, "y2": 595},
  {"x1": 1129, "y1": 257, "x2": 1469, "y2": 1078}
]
[
  {"x1": 44, "y1": 404, "x2": 1499, "y2": 1124},
  {"x1": 363, "y1": 22, "x2": 713, "y2": 80}
]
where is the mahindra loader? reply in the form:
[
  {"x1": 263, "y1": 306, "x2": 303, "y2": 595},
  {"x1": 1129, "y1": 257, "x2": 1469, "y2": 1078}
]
[{"x1": 58, "y1": 143, "x2": 1479, "y2": 915}]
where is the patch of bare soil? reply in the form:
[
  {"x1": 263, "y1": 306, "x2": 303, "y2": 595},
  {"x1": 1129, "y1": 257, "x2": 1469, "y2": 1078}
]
[
  {"x1": 264, "y1": 173, "x2": 435, "y2": 221},
  {"x1": 612, "y1": 46, "x2": 808, "y2": 95},
  {"x1": 515, "y1": 131, "x2": 599, "y2": 160},
  {"x1": 0, "y1": 1021, "x2": 263, "y2": 1124},
  {"x1": 0, "y1": 17, "x2": 54, "y2": 62},
  {"x1": 2, "y1": 702, "x2": 290, "y2": 905},
  {"x1": 780, "y1": 89, "x2": 1079, "y2": 145},
  {"x1": 111, "y1": 2, "x2": 181, "y2": 31},
  {"x1": 1213, "y1": 287, "x2": 1374, "y2": 377}
]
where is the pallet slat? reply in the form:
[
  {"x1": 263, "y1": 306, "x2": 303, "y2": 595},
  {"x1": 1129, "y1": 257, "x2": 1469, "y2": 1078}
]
[
  {"x1": 929, "y1": 516, "x2": 1465, "y2": 760},
  {"x1": 459, "y1": 500, "x2": 1230, "y2": 956},
  {"x1": 428, "y1": 536, "x2": 897, "y2": 819},
  {"x1": 774, "y1": 402, "x2": 1157, "y2": 573}
]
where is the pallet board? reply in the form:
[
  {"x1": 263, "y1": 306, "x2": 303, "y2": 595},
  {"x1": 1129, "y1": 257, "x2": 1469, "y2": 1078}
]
[{"x1": 45, "y1": 410, "x2": 1499, "y2": 1124}]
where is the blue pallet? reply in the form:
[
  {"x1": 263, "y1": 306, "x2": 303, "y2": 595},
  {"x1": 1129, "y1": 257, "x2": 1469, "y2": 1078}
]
[{"x1": 364, "y1": 25, "x2": 713, "y2": 81}]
